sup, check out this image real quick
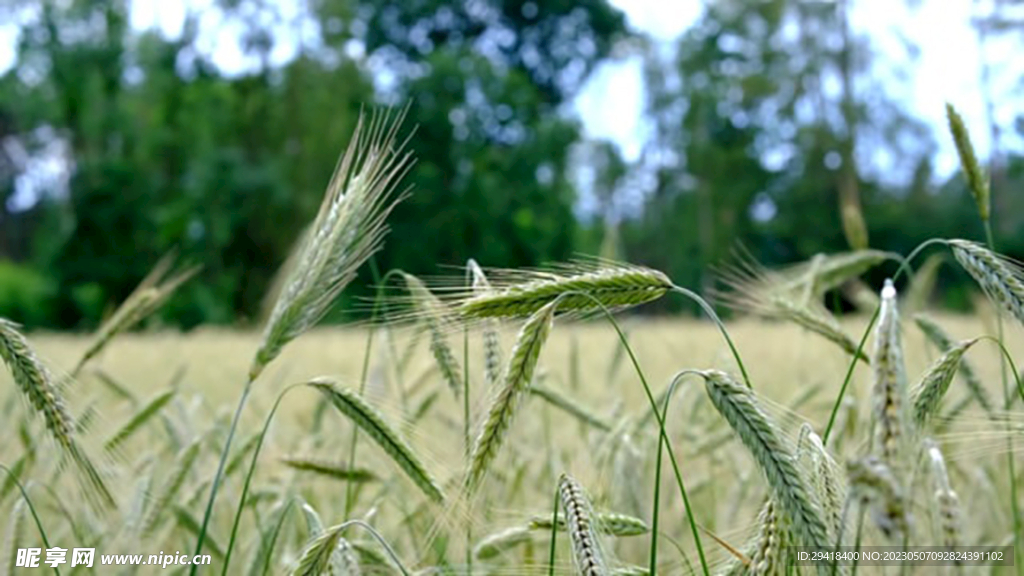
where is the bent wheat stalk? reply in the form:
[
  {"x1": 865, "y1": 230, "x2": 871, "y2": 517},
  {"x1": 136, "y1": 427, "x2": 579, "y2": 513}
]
[{"x1": 699, "y1": 370, "x2": 831, "y2": 552}]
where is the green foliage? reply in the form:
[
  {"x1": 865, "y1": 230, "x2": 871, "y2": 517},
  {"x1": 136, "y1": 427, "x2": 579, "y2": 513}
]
[
  {"x1": 0, "y1": 261, "x2": 54, "y2": 327},
  {"x1": 0, "y1": 0, "x2": 624, "y2": 328},
  {"x1": 2, "y1": 0, "x2": 1023, "y2": 328}
]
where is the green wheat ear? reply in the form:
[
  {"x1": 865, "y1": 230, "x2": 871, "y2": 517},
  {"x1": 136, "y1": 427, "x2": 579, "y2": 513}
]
[
  {"x1": 456, "y1": 262, "x2": 671, "y2": 319},
  {"x1": 946, "y1": 103, "x2": 990, "y2": 222},
  {"x1": 0, "y1": 318, "x2": 116, "y2": 511},
  {"x1": 252, "y1": 109, "x2": 413, "y2": 381},
  {"x1": 72, "y1": 252, "x2": 199, "y2": 378},
  {"x1": 309, "y1": 378, "x2": 444, "y2": 503},
  {"x1": 699, "y1": 369, "x2": 831, "y2": 553}
]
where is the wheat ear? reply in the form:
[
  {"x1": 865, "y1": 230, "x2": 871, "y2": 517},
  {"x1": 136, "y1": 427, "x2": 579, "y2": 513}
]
[
  {"x1": 72, "y1": 255, "x2": 198, "y2": 377},
  {"x1": 457, "y1": 264, "x2": 671, "y2": 319},
  {"x1": 913, "y1": 314, "x2": 994, "y2": 416},
  {"x1": 910, "y1": 338, "x2": 980, "y2": 428},
  {"x1": 796, "y1": 423, "x2": 847, "y2": 541},
  {"x1": 528, "y1": 511, "x2": 648, "y2": 537},
  {"x1": 771, "y1": 298, "x2": 868, "y2": 363},
  {"x1": 946, "y1": 103, "x2": 990, "y2": 222},
  {"x1": 174, "y1": 505, "x2": 226, "y2": 559},
  {"x1": 401, "y1": 272, "x2": 463, "y2": 399},
  {"x1": 465, "y1": 301, "x2": 556, "y2": 492},
  {"x1": 846, "y1": 457, "x2": 910, "y2": 543},
  {"x1": 948, "y1": 239, "x2": 1024, "y2": 326},
  {"x1": 281, "y1": 457, "x2": 378, "y2": 483},
  {"x1": 528, "y1": 380, "x2": 611, "y2": 431},
  {"x1": 871, "y1": 280, "x2": 909, "y2": 475},
  {"x1": 103, "y1": 388, "x2": 176, "y2": 453},
  {"x1": 0, "y1": 318, "x2": 115, "y2": 510},
  {"x1": 923, "y1": 439, "x2": 961, "y2": 549},
  {"x1": 473, "y1": 526, "x2": 532, "y2": 560},
  {"x1": 468, "y1": 259, "x2": 503, "y2": 386},
  {"x1": 294, "y1": 522, "x2": 348, "y2": 576},
  {"x1": 558, "y1": 473, "x2": 609, "y2": 576},
  {"x1": 142, "y1": 438, "x2": 201, "y2": 535},
  {"x1": 331, "y1": 537, "x2": 362, "y2": 576},
  {"x1": 745, "y1": 498, "x2": 791, "y2": 574},
  {"x1": 699, "y1": 370, "x2": 831, "y2": 551},
  {"x1": 309, "y1": 379, "x2": 444, "y2": 503},
  {"x1": 253, "y1": 109, "x2": 412, "y2": 380}
]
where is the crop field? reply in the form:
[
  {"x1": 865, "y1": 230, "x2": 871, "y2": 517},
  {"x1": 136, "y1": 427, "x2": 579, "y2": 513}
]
[
  {"x1": 3, "y1": 310, "x2": 1023, "y2": 575},
  {"x1": 2, "y1": 110, "x2": 1024, "y2": 576}
]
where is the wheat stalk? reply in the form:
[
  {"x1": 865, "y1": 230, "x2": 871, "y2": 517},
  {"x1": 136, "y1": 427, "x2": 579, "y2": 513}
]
[
  {"x1": 309, "y1": 379, "x2": 444, "y2": 503},
  {"x1": 465, "y1": 301, "x2": 556, "y2": 492},
  {"x1": 456, "y1": 263, "x2": 670, "y2": 319},
  {"x1": 558, "y1": 473, "x2": 608, "y2": 576},
  {"x1": 253, "y1": 109, "x2": 412, "y2": 381},
  {"x1": 699, "y1": 369, "x2": 831, "y2": 551}
]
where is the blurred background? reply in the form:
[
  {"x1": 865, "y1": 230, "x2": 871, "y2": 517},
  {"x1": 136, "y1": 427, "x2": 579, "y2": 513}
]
[{"x1": 0, "y1": 0, "x2": 1021, "y2": 330}]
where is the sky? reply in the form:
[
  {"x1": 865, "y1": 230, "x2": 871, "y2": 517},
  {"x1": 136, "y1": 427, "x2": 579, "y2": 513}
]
[
  {"x1": 1, "y1": 0, "x2": 1022, "y2": 208},
  {"x1": 577, "y1": 0, "x2": 1022, "y2": 177}
]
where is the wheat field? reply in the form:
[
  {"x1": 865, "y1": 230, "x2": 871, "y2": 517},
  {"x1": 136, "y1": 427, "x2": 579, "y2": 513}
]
[
  {"x1": 2, "y1": 311, "x2": 1021, "y2": 574},
  {"x1": 2, "y1": 108, "x2": 1023, "y2": 575}
]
